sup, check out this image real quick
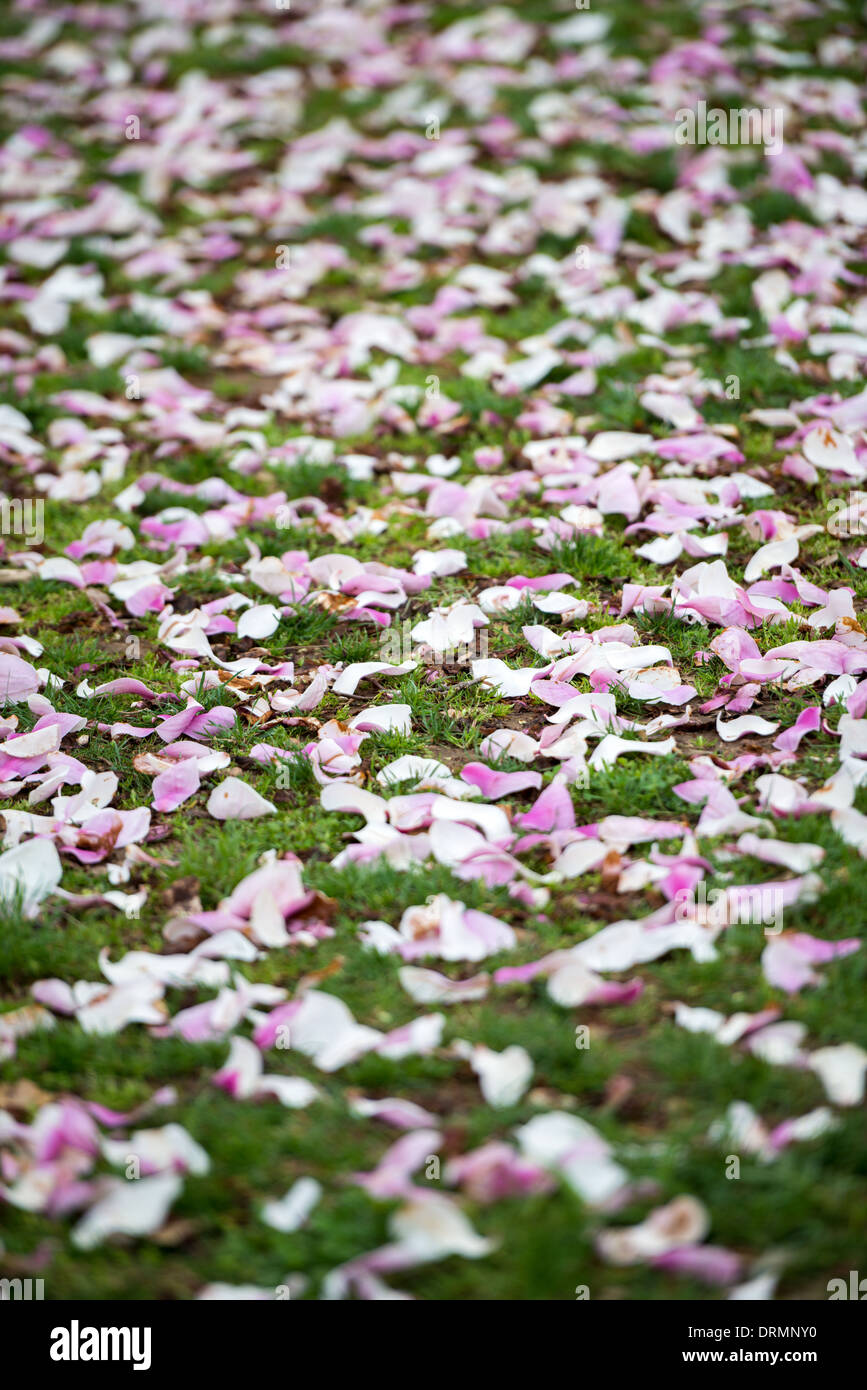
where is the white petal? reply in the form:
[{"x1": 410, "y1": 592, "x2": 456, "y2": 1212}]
[
  {"x1": 261, "y1": 1177, "x2": 322, "y2": 1232},
  {"x1": 716, "y1": 713, "x2": 780, "y2": 742},
  {"x1": 207, "y1": 777, "x2": 277, "y2": 820},
  {"x1": 72, "y1": 1174, "x2": 182, "y2": 1249},
  {"x1": 237, "y1": 604, "x2": 281, "y2": 640}
]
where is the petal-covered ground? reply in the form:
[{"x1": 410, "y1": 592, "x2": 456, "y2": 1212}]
[{"x1": 1, "y1": 0, "x2": 866, "y2": 1301}]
